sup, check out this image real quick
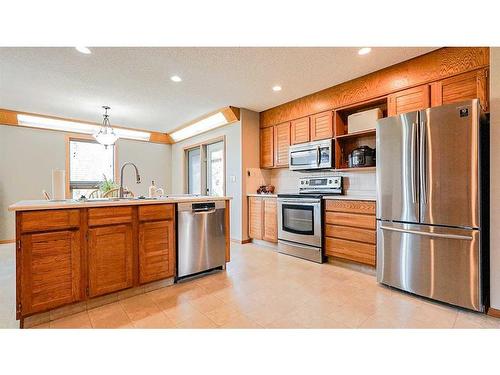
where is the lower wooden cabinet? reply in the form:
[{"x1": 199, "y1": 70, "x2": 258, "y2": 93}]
[
  {"x1": 139, "y1": 220, "x2": 175, "y2": 284},
  {"x1": 248, "y1": 196, "x2": 277, "y2": 243},
  {"x1": 324, "y1": 199, "x2": 376, "y2": 266},
  {"x1": 88, "y1": 224, "x2": 134, "y2": 297},
  {"x1": 20, "y1": 230, "x2": 82, "y2": 315},
  {"x1": 263, "y1": 198, "x2": 277, "y2": 242}
]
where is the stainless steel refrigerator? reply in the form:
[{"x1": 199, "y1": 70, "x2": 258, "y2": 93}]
[{"x1": 376, "y1": 99, "x2": 489, "y2": 312}]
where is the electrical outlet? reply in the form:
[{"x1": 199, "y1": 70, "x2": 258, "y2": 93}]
[{"x1": 230, "y1": 175, "x2": 236, "y2": 182}]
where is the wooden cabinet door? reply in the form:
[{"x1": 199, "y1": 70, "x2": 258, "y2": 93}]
[
  {"x1": 310, "y1": 111, "x2": 333, "y2": 141},
  {"x1": 21, "y1": 230, "x2": 81, "y2": 315},
  {"x1": 88, "y1": 224, "x2": 133, "y2": 297},
  {"x1": 274, "y1": 122, "x2": 290, "y2": 167},
  {"x1": 431, "y1": 69, "x2": 489, "y2": 111},
  {"x1": 248, "y1": 197, "x2": 263, "y2": 240},
  {"x1": 263, "y1": 198, "x2": 277, "y2": 243},
  {"x1": 291, "y1": 117, "x2": 311, "y2": 144},
  {"x1": 139, "y1": 220, "x2": 175, "y2": 284},
  {"x1": 260, "y1": 127, "x2": 274, "y2": 168},
  {"x1": 387, "y1": 84, "x2": 430, "y2": 116}
]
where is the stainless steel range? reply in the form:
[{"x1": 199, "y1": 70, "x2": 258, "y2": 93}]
[{"x1": 277, "y1": 176, "x2": 342, "y2": 263}]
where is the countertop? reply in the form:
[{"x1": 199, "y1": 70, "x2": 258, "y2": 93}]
[
  {"x1": 247, "y1": 193, "x2": 375, "y2": 201},
  {"x1": 9, "y1": 195, "x2": 232, "y2": 212},
  {"x1": 247, "y1": 193, "x2": 278, "y2": 198}
]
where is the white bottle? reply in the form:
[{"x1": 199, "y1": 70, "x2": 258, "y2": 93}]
[{"x1": 148, "y1": 180, "x2": 157, "y2": 198}]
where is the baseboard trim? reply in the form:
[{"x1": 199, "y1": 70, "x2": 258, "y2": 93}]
[
  {"x1": 487, "y1": 307, "x2": 500, "y2": 319},
  {"x1": 0, "y1": 239, "x2": 15, "y2": 244},
  {"x1": 230, "y1": 238, "x2": 251, "y2": 244}
]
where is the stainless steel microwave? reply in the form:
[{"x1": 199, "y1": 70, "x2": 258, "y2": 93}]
[{"x1": 289, "y1": 139, "x2": 333, "y2": 171}]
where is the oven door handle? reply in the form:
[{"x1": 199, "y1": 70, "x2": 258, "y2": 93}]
[{"x1": 278, "y1": 199, "x2": 321, "y2": 205}]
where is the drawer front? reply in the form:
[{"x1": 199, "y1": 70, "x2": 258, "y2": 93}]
[
  {"x1": 325, "y1": 211, "x2": 375, "y2": 230},
  {"x1": 138, "y1": 204, "x2": 175, "y2": 221},
  {"x1": 325, "y1": 224, "x2": 376, "y2": 244},
  {"x1": 88, "y1": 206, "x2": 133, "y2": 226},
  {"x1": 21, "y1": 209, "x2": 80, "y2": 233},
  {"x1": 325, "y1": 199, "x2": 375, "y2": 215},
  {"x1": 325, "y1": 237, "x2": 376, "y2": 266}
]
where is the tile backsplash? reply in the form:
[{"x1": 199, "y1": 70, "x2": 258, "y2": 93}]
[{"x1": 246, "y1": 167, "x2": 376, "y2": 196}]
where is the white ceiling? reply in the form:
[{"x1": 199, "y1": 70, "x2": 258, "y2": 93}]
[{"x1": 0, "y1": 47, "x2": 437, "y2": 132}]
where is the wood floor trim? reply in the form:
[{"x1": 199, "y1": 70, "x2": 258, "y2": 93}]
[
  {"x1": 230, "y1": 238, "x2": 251, "y2": 244},
  {"x1": 487, "y1": 307, "x2": 500, "y2": 319}
]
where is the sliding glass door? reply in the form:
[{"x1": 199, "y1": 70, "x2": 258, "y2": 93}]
[{"x1": 185, "y1": 138, "x2": 225, "y2": 196}]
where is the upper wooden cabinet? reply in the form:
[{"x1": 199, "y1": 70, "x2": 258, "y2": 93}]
[
  {"x1": 310, "y1": 111, "x2": 333, "y2": 141},
  {"x1": 430, "y1": 68, "x2": 489, "y2": 112},
  {"x1": 139, "y1": 220, "x2": 175, "y2": 284},
  {"x1": 260, "y1": 126, "x2": 274, "y2": 168},
  {"x1": 274, "y1": 122, "x2": 291, "y2": 167},
  {"x1": 88, "y1": 224, "x2": 134, "y2": 298},
  {"x1": 248, "y1": 196, "x2": 263, "y2": 240},
  {"x1": 20, "y1": 230, "x2": 82, "y2": 315},
  {"x1": 387, "y1": 84, "x2": 430, "y2": 116},
  {"x1": 291, "y1": 117, "x2": 311, "y2": 144},
  {"x1": 263, "y1": 198, "x2": 277, "y2": 242}
]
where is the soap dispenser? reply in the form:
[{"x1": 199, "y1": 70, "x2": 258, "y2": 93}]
[{"x1": 148, "y1": 180, "x2": 157, "y2": 198}]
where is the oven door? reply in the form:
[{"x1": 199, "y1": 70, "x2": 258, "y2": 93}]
[{"x1": 277, "y1": 198, "x2": 322, "y2": 247}]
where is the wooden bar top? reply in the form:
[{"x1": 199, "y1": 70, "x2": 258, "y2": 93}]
[{"x1": 9, "y1": 195, "x2": 232, "y2": 212}]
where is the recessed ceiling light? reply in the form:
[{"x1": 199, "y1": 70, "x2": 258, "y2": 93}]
[
  {"x1": 272, "y1": 85, "x2": 282, "y2": 92},
  {"x1": 75, "y1": 46, "x2": 91, "y2": 55},
  {"x1": 170, "y1": 75, "x2": 182, "y2": 82},
  {"x1": 358, "y1": 47, "x2": 372, "y2": 55}
]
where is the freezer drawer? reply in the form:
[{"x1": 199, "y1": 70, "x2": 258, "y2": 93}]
[{"x1": 377, "y1": 221, "x2": 482, "y2": 311}]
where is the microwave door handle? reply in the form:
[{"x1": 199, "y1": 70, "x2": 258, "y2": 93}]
[{"x1": 316, "y1": 146, "x2": 320, "y2": 166}]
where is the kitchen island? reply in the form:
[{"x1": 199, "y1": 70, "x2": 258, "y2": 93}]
[{"x1": 9, "y1": 196, "x2": 231, "y2": 327}]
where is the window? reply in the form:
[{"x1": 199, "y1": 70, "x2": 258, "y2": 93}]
[
  {"x1": 68, "y1": 138, "x2": 115, "y2": 198},
  {"x1": 185, "y1": 138, "x2": 225, "y2": 196}
]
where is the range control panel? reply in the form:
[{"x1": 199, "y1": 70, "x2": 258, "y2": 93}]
[{"x1": 298, "y1": 176, "x2": 343, "y2": 194}]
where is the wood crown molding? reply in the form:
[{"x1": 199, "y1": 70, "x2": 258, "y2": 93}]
[
  {"x1": 0, "y1": 108, "x2": 173, "y2": 144},
  {"x1": 260, "y1": 47, "x2": 490, "y2": 127}
]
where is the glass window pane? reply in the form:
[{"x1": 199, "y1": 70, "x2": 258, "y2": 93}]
[
  {"x1": 187, "y1": 147, "x2": 201, "y2": 194},
  {"x1": 70, "y1": 140, "x2": 114, "y2": 182},
  {"x1": 207, "y1": 141, "x2": 224, "y2": 197}
]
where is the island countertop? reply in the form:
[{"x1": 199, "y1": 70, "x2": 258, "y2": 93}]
[{"x1": 9, "y1": 195, "x2": 232, "y2": 212}]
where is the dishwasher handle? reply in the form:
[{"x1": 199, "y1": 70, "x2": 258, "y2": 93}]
[{"x1": 193, "y1": 208, "x2": 217, "y2": 214}]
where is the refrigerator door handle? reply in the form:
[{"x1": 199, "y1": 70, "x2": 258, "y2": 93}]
[
  {"x1": 379, "y1": 225, "x2": 473, "y2": 241},
  {"x1": 411, "y1": 122, "x2": 418, "y2": 203},
  {"x1": 420, "y1": 118, "x2": 427, "y2": 205}
]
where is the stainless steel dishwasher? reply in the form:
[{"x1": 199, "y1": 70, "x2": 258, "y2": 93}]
[{"x1": 176, "y1": 201, "x2": 226, "y2": 279}]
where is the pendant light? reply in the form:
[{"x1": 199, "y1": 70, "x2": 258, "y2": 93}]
[{"x1": 94, "y1": 106, "x2": 118, "y2": 148}]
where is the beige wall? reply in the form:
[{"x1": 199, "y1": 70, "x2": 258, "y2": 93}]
[
  {"x1": 489, "y1": 48, "x2": 500, "y2": 310},
  {"x1": 240, "y1": 109, "x2": 261, "y2": 241},
  {"x1": 0, "y1": 126, "x2": 171, "y2": 240},
  {"x1": 170, "y1": 120, "x2": 243, "y2": 241}
]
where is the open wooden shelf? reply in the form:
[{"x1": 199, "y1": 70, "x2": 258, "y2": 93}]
[
  {"x1": 332, "y1": 166, "x2": 376, "y2": 172},
  {"x1": 335, "y1": 128, "x2": 376, "y2": 140}
]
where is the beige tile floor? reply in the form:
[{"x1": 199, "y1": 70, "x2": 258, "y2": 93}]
[{"x1": 1, "y1": 242, "x2": 500, "y2": 329}]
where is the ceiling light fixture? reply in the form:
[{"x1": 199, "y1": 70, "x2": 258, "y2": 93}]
[
  {"x1": 358, "y1": 47, "x2": 372, "y2": 55},
  {"x1": 75, "y1": 46, "x2": 92, "y2": 54},
  {"x1": 16, "y1": 112, "x2": 151, "y2": 142},
  {"x1": 170, "y1": 112, "x2": 228, "y2": 142},
  {"x1": 272, "y1": 85, "x2": 282, "y2": 92},
  {"x1": 93, "y1": 106, "x2": 119, "y2": 148},
  {"x1": 170, "y1": 75, "x2": 182, "y2": 82}
]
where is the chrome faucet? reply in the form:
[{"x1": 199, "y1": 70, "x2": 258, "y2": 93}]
[{"x1": 119, "y1": 162, "x2": 141, "y2": 198}]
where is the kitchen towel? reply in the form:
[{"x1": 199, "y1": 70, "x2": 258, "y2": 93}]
[{"x1": 52, "y1": 169, "x2": 65, "y2": 200}]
